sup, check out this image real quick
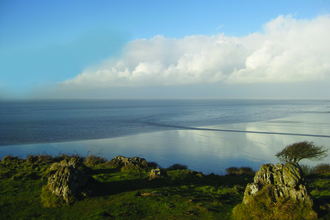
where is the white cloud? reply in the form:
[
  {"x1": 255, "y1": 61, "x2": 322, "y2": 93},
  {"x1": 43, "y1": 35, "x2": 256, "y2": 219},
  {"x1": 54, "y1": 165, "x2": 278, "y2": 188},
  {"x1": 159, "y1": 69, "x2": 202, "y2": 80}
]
[{"x1": 61, "y1": 15, "x2": 330, "y2": 88}]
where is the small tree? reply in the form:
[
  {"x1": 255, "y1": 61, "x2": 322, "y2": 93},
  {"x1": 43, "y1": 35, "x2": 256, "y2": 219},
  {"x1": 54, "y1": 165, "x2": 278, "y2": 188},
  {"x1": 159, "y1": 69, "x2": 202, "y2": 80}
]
[{"x1": 275, "y1": 141, "x2": 328, "y2": 164}]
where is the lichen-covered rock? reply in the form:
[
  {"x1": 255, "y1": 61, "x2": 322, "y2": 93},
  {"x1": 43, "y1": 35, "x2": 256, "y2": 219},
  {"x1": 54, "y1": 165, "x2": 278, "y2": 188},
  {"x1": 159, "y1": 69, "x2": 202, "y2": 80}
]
[
  {"x1": 49, "y1": 158, "x2": 89, "y2": 173},
  {"x1": 243, "y1": 162, "x2": 313, "y2": 205},
  {"x1": 149, "y1": 168, "x2": 167, "y2": 181},
  {"x1": 108, "y1": 155, "x2": 148, "y2": 167},
  {"x1": 234, "y1": 162, "x2": 317, "y2": 219},
  {"x1": 46, "y1": 160, "x2": 92, "y2": 204},
  {"x1": 282, "y1": 162, "x2": 302, "y2": 187}
]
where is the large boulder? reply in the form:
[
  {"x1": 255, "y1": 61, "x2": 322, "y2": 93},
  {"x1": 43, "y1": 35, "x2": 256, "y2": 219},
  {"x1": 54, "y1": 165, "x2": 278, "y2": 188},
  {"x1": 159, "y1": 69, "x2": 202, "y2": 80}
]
[
  {"x1": 243, "y1": 163, "x2": 313, "y2": 205},
  {"x1": 233, "y1": 162, "x2": 317, "y2": 219},
  {"x1": 46, "y1": 159, "x2": 93, "y2": 204}
]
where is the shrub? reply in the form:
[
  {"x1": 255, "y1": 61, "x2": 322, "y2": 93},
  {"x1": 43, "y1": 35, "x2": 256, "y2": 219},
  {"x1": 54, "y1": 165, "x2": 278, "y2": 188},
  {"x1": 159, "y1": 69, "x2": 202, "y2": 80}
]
[
  {"x1": 168, "y1": 163, "x2": 188, "y2": 170},
  {"x1": 2, "y1": 155, "x2": 20, "y2": 164},
  {"x1": 226, "y1": 166, "x2": 254, "y2": 176},
  {"x1": 239, "y1": 167, "x2": 254, "y2": 176},
  {"x1": 225, "y1": 167, "x2": 240, "y2": 175},
  {"x1": 37, "y1": 154, "x2": 53, "y2": 163},
  {"x1": 310, "y1": 163, "x2": 330, "y2": 174},
  {"x1": 53, "y1": 153, "x2": 85, "y2": 163},
  {"x1": 26, "y1": 155, "x2": 38, "y2": 164},
  {"x1": 147, "y1": 161, "x2": 159, "y2": 169},
  {"x1": 26, "y1": 153, "x2": 53, "y2": 164},
  {"x1": 299, "y1": 164, "x2": 312, "y2": 175}
]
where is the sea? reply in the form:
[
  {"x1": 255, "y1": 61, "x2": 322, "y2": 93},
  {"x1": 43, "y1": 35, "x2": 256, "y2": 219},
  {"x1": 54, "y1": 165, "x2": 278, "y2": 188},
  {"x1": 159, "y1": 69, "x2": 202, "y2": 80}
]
[{"x1": 1, "y1": 99, "x2": 330, "y2": 174}]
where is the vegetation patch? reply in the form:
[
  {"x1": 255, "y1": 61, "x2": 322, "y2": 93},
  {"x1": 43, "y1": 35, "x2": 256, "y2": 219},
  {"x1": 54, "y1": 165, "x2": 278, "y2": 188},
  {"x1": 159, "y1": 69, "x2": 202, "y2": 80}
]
[
  {"x1": 168, "y1": 163, "x2": 188, "y2": 170},
  {"x1": 233, "y1": 189, "x2": 316, "y2": 220},
  {"x1": 1, "y1": 153, "x2": 330, "y2": 219},
  {"x1": 225, "y1": 166, "x2": 255, "y2": 176},
  {"x1": 85, "y1": 155, "x2": 107, "y2": 167}
]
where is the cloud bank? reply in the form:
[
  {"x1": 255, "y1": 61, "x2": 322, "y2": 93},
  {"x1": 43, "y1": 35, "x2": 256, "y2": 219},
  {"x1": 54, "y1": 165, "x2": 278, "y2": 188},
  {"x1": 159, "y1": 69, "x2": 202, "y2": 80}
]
[{"x1": 61, "y1": 15, "x2": 330, "y2": 89}]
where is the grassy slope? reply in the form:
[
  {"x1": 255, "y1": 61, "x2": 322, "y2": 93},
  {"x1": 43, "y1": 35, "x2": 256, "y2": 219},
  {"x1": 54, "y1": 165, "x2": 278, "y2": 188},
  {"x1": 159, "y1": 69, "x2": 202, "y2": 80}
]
[
  {"x1": 0, "y1": 159, "x2": 330, "y2": 219},
  {"x1": 0, "y1": 159, "x2": 250, "y2": 220}
]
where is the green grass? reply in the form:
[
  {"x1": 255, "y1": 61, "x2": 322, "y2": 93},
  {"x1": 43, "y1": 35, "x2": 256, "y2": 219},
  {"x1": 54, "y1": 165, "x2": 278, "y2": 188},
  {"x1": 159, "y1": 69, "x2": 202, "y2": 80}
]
[
  {"x1": 306, "y1": 173, "x2": 330, "y2": 196},
  {"x1": 1, "y1": 156, "x2": 330, "y2": 219}
]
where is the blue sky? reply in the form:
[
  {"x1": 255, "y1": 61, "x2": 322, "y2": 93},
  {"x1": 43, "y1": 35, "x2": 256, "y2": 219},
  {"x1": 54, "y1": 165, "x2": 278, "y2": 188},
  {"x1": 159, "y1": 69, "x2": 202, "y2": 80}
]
[{"x1": 1, "y1": 0, "x2": 330, "y2": 99}]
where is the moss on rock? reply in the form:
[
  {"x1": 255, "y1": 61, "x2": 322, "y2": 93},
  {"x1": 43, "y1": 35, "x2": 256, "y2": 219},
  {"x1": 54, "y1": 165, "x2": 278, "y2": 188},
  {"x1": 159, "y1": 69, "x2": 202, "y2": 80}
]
[
  {"x1": 43, "y1": 158, "x2": 94, "y2": 205},
  {"x1": 234, "y1": 162, "x2": 317, "y2": 219}
]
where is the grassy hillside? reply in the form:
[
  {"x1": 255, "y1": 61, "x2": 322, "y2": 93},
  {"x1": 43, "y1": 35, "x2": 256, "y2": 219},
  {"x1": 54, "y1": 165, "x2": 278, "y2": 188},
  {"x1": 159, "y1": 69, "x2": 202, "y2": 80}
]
[{"x1": 0, "y1": 154, "x2": 329, "y2": 219}]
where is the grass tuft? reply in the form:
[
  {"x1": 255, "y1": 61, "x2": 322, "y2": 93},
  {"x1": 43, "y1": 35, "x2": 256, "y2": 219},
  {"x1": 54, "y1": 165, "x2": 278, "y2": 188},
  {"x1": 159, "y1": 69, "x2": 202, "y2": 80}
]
[
  {"x1": 40, "y1": 185, "x2": 67, "y2": 208},
  {"x1": 85, "y1": 155, "x2": 107, "y2": 166}
]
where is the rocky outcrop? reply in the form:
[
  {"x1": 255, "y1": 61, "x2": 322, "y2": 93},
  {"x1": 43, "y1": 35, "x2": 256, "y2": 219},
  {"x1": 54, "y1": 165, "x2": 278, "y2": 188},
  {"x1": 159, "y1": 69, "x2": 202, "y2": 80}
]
[
  {"x1": 243, "y1": 162, "x2": 313, "y2": 205},
  {"x1": 108, "y1": 155, "x2": 148, "y2": 168},
  {"x1": 233, "y1": 162, "x2": 318, "y2": 219},
  {"x1": 49, "y1": 158, "x2": 91, "y2": 174},
  {"x1": 149, "y1": 168, "x2": 167, "y2": 181},
  {"x1": 46, "y1": 158, "x2": 93, "y2": 204}
]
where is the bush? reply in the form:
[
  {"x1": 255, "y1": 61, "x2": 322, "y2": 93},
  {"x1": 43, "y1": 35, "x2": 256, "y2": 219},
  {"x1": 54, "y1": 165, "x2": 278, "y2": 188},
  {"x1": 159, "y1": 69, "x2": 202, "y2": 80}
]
[
  {"x1": 168, "y1": 163, "x2": 188, "y2": 170},
  {"x1": 26, "y1": 155, "x2": 38, "y2": 164},
  {"x1": 147, "y1": 161, "x2": 159, "y2": 169},
  {"x1": 2, "y1": 155, "x2": 20, "y2": 164},
  {"x1": 239, "y1": 167, "x2": 254, "y2": 176},
  {"x1": 225, "y1": 167, "x2": 239, "y2": 175},
  {"x1": 310, "y1": 163, "x2": 330, "y2": 174},
  {"x1": 53, "y1": 153, "x2": 85, "y2": 163},
  {"x1": 299, "y1": 164, "x2": 312, "y2": 175},
  {"x1": 226, "y1": 166, "x2": 254, "y2": 176},
  {"x1": 25, "y1": 152, "x2": 86, "y2": 164},
  {"x1": 26, "y1": 153, "x2": 53, "y2": 164}
]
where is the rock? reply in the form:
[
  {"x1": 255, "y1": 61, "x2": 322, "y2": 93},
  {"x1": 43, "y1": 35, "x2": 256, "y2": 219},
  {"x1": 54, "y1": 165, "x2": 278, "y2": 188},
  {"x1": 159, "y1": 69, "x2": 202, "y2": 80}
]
[
  {"x1": 234, "y1": 162, "x2": 318, "y2": 219},
  {"x1": 243, "y1": 162, "x2": 313, "y2": 205},
  {"x1": 108, "y1": 155, "x2": 148, "y2": 168},
  {"x1": 46, "y1": 159, "x2": 93, "y2": 204},
  {"x1": 140, "y1": 192, "x2": 163, "y2": 197},
  {"x1": 49, "y1": 158, "x2": 89, "y2": 173},
  {"x1": 149, "y1": 168, "x2": 167, "y2": 181}
]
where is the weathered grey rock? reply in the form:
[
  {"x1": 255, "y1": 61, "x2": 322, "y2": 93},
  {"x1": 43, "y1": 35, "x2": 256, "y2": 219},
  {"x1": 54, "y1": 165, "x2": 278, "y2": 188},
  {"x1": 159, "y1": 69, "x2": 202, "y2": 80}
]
[
  {"x1": 49, "y1": 158, "x2": 89, "y2": 173},
  {"x1": 46, "y1": 159, "x2": 91, "y2": 203},
  {"x1": 108, "y1": 155, "x2": 148, "y2": 167},
  {"x1": 243, "y1": 162, "x2": 313, "y2": 206},
  {"x1": 149, "y1": 168, "x2": 167, "y2": 181}
]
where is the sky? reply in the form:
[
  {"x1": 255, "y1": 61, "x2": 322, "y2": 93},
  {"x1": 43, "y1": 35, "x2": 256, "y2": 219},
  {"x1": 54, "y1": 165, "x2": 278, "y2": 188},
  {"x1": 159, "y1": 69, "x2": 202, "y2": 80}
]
[{"x1": 1, "y1": 0, "x2": 330, "y2": 99}]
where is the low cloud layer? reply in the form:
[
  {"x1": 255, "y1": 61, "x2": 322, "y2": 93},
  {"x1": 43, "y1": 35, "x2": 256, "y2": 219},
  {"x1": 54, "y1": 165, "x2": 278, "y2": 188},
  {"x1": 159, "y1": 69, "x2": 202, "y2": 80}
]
[{"x1": 61, "y1": 15, "x2": 330, "y2": 89}]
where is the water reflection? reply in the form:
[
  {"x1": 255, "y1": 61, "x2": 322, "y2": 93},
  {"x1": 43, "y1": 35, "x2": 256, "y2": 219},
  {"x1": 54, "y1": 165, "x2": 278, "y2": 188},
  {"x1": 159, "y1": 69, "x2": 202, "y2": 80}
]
[{"x1": 1, "y1": 112, "x2": 329, "y2": 174}]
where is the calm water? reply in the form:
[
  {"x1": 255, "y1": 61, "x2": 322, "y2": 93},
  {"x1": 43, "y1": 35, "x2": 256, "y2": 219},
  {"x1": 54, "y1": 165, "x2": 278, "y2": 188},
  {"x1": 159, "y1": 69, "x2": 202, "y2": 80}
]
[{"x1": 1, "y1": 99, "x2": 330, "y2": 174}]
